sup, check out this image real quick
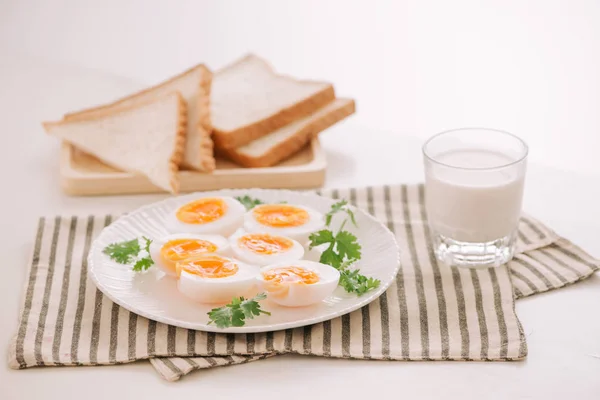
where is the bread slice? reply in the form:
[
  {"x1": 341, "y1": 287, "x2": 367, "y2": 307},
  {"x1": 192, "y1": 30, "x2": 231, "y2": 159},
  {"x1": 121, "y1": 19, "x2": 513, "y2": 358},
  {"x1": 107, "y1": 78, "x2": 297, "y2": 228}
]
[
  {"x1": 221, "y1": 98, "x2": 355, "y2": 168},
  {"x1": 212, "y1": 54, "x2": 335, "y2": 149},
  {"x1": 63, "y1": 64, "x2": 214, "y2": 172},
  {"x1": 44, "y1": 93, "x2": 186, "y2": 193}
]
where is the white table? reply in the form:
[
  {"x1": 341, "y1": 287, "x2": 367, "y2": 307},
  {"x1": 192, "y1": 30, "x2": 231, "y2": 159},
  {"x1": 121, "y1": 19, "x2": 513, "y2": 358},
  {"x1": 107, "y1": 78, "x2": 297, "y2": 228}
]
[{"x1": 2, "y1": 1, "x2": 600, "y2": 398}]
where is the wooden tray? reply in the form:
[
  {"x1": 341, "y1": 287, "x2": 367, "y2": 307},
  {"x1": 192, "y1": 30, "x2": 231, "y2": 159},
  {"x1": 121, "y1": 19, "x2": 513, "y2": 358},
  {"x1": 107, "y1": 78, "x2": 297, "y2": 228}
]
[{"x1": 60, "y1": 139, "x2": 326, "y2": 196}]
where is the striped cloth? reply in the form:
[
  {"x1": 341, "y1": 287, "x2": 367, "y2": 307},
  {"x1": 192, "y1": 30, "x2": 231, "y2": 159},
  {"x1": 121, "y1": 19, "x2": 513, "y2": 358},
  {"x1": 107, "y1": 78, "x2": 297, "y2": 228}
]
[{"x1": 8, "y1": 185, "x2": 599, "y2": 381}]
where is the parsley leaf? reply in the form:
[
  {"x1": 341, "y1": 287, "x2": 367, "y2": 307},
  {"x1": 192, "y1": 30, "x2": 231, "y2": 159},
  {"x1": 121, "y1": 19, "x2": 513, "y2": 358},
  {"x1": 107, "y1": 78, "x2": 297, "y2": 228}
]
[
  {"x1": 325, "y1": 199, "x2": 358, "y2": 227},
  {"x1": 235, "y1": 196, "x2": 264, "y2": 210},
  {"x1": 207, "y1": 306, "x2": 235, "y2": 329},
  {"x1": 320, "y1": 247, "x2": 342, "y2": 268},
  {"x1": 339, "y1": 267, "x2": 381, "y2": 296},
  {"x1": 308, "y1": 230, "x2": 335, "y2": 249},
  {"x1": 103, "y1": 239, "x2": 140, "y2": 264},
  {"x1": 103, "y1": 237, "x2": 154, "y2": 272},
  {"x1": 240, "y1": 293, "x2": 270, "y2": 318},
  {"x1": 207, "y1": 293, "x2": 271, "y2": 328},
  {"x1": 335, "y1": 231, "x2": 362, "y2": 261},
  {"x1": 133, "y1": 257, "x2": 153, "y2": 272},
  {"x1": 308, "y1": 225, "x2": 377, "y2": 296}
]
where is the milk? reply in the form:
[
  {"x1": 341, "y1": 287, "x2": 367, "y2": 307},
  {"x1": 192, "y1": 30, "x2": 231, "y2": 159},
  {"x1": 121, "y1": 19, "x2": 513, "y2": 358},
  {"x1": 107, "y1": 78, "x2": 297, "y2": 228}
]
[{"x1": 425, "y1": 149, "x2": 525, "y2": 243}]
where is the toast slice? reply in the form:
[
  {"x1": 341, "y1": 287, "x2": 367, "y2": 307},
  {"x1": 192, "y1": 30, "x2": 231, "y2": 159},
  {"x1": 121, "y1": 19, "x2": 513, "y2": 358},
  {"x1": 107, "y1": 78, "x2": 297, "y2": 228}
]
[
  {"x1": 63, "y1": 64, "x2": 214, "y2": 172},
  {"x1": 221, "y1": 98, "x2": 355, "y2": 168},
  {"x1": 212, "y1": 54, "x2": 335, "y2": 149},
  {"x1": 45, "y1": 93, "x2": 186, "y2": 193}
]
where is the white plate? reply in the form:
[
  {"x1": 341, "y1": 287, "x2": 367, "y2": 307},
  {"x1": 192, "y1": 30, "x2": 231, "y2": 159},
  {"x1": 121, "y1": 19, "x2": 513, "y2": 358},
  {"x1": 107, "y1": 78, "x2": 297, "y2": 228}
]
[{"x1": 88, "y1": 189, "x2": 400, "y2": 333}]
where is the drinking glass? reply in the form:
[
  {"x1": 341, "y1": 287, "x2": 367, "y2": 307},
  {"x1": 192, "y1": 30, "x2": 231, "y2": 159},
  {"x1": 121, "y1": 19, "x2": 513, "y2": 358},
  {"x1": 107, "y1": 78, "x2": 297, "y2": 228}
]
[{"x1": 423, "y1": 128, "x2": 528, "y2": 268}]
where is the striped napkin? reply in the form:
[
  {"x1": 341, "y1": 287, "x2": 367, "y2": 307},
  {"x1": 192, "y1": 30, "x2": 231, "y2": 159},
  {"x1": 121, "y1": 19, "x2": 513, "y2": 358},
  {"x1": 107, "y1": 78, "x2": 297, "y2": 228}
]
[{"x1": 8, "y1": 184, "x2": 599, "y2": 381}]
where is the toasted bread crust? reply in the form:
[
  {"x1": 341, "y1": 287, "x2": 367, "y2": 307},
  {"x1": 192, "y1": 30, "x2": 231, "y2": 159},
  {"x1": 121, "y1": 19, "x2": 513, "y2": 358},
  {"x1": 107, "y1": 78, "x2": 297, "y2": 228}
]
[
  {"x1": 44, "y1": 92, "x2": 187, "y2": 194},
  {"x1": 169, "y1": 93, "x2": 188, "y2": 193},
  {"x1": 213, "y1": 84, "x2": 335, "y2": 149},
  {"x1": 182, "y1": 67, "x2": 215, "y2": 172},
  {"x1": 222, "y1": 99, "x2": 355, "y2": 168}
]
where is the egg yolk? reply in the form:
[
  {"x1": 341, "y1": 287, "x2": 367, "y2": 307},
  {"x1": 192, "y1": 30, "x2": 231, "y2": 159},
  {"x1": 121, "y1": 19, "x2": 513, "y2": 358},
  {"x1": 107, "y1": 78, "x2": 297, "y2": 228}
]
[
  {"x1": 159, "y1": 238, "x2": 218, "y2": 272},
  {"x1": 176, "y1": 198, "x2": 227, "y2": 224},
  {"x1": 238, "y1": 233, "x2": 293, "y2": 255},
  {"x1": 262, "y1": 266, "x2": 320, "y2": 285},
  {"x1": 177, "y1": 255, "x2": 238, "y2": 278},
  {"x1": 253, "y1": 205, "x2": 309, "y2": 228}
]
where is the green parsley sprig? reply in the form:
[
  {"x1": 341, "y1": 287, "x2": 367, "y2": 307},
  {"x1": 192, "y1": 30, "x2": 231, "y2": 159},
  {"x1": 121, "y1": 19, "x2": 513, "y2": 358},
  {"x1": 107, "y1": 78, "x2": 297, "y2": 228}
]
[
  {"x1": 325, "y1": 199, "x2": 357, "y2": 227},
  {"x1": 103, "y1": 236, "x2": 154, "y2": 272},
  {"x1": 339, "y1": 263, "x2": 381, "y2": 296},
  {"x1": 235, "y1": 196, "x2": 287, "y2": 211},
  {"x1": 309, "y1": 200, "x2": 380, "y2": 296},
  {"x1": 309, "y1": 229, "x2": 361, "y2": 269},
  {"x1": 235, "y1": 195, "x2": 264, "y2": 211},
  {"x1": 208, "y1": 293, "x2": 271, "y2": 328}
]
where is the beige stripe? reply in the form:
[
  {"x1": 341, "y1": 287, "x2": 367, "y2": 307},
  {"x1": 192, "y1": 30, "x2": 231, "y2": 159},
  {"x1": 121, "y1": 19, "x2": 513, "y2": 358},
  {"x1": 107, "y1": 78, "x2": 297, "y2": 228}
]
[
  {"x1": 396, "y1": 186, "x2": 424, "y2": 359},
  {"x1": 362, "y1": 186, "x2": 384, "y2": 358},
  {"x1": 530, "y1": 249, "x2": 581, "y2": 281},
  {"x1": 174, "y1": 327, "x2": 189, "y2": 355},
  {"x1": 251, "y1": 331, "x2": 268, "y2": 355},
  {"x1": 115, "y1": 306, "x2": 130, "y2": 361},
  {"x1": 458, "y1": 267, "x2": 480, "y2": 359},
  {"x1": 476, "y1": 269, "x2": 499, "y2": 359},
  {"x1": 20, "y1": 218, "x2": 55, "y2": 367},
  {"x1": 74, "y1": 216, "x2": 106, "y2": 364},
  {"x1": 407, "y1": 185, "x2": 442, "y2": 359},
  {"x1": 328, "y1": 314, "x2": 344, "y2": 357},
  {"x1": 134, "y1": 316, "x2": 148, "y2": 359},
  {"x1": 94, "y1": 293, "x2": 113, "y2": 363},
  {"x1": 37, "y1": 217, "x2": 68, "y2": 365},
  {"x1": 31, "y1": 217, "x2": 64, "y2": 365},
  {"x1": 55, "y1": 218, "x2": 87, "y2": 365},
  {"x1": 519, "y1": 253, "x2": 567, "y2": 287},
  {"x1": 509, "y1": 258, "x2": 548, "y2": 293},
  {"x1": 354, "y1": 187, "x2": 372, "y2": 358},
  {"x1": 309, "y1": 321, "x2": 325, "y2": 356},
  {"x1": 291, "y1": 327, "x2": 305, "y2": 354},
  {"x1": 498, "y1": 269, "x2": 523, "y2": 358}
]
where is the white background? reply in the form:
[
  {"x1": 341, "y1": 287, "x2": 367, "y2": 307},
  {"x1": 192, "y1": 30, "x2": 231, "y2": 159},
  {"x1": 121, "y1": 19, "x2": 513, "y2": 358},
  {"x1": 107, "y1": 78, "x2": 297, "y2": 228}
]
[{"x1": 1, "y1": 1, "x2": 599, "y2": 399}]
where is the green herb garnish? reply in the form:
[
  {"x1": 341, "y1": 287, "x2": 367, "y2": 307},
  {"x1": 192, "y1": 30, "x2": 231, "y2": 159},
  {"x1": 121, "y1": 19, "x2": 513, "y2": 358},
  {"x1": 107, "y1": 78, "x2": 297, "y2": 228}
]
[
  {"x1": 208, "y1": 293, "x2": 271, "y2": 328},
  {"x1": 309, "y1": 229, "x2": 362, "y2": 269},
  {"x1": 103, "y1": 239, "x2": 140, "y2": 264},
  {"x1": 325, "y1": 199, "x2": 357, "y2": 227},
  {"x1": 235, "y1": 195, "x2": 287, "y2": 210},
  {"x1": 235, "y1": 196, "x2": 264, "y2": 210},
  {"x1": 308, "y1": 200, "x2": 380, "y2": 296},
  {"x1": 103, "y1": 236, "x2": 154, "y2": 271},
  {"x1": 338, "y1": 262, "x2": 381, "y2": 296}
]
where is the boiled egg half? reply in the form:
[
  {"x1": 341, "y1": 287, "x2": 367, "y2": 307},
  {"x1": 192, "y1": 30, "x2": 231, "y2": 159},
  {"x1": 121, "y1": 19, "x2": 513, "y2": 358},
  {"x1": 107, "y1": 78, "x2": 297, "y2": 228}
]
[
  {"x1": 257, "y1": 260, "x2": 340, "y2": 307},
  {"x1": 230, "y1": 232, "x2": 304, "y2": 266},
  {"x1": 177, "y1": 255, "x2": 258, "y2": 303},
  {"x1": 165, "y1": 196, "x2": 245, "y2": 236},
  {"x1": 149, "y1": 233, "x2": 229, "y2": 277},
  {"x1": 243, "y1": 203, "x2": 324, "y2": 242}
]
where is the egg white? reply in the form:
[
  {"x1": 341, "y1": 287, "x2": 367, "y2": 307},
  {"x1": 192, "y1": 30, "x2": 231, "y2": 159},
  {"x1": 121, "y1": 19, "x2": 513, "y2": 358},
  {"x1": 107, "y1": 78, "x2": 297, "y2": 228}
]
[
  {"x1": 177, "y1": 257, "x2": 259, "y2": 303},
  {"x1": 243, "y1": 203, "x2": 325, "y2": 242},
  {"x1": 165, "y1": 196, "x2": 245, "y2": 236},
  {"x1": 229, "y1": 232, "x2": 304, "y2": 266},
  {"x1": 149, "y1": 233, "x2": 229, "y2": 277},
  {"x1": 257, "y1": 260, "x2": 340, "y2": 307}
]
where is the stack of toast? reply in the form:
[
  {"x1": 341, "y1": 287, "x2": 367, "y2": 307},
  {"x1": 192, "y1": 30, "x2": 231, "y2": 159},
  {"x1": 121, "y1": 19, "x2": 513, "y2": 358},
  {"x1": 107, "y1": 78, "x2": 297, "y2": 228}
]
[{"x1": 44, "y1": 55, "x2": 355, "y2": 193}]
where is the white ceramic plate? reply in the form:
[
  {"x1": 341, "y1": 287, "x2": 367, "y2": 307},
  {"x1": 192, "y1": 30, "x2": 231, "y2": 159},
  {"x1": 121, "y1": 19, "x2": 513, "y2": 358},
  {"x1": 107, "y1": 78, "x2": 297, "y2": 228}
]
[{"x1": 88, "y1": 189, "x2": 400, "y2": 333}]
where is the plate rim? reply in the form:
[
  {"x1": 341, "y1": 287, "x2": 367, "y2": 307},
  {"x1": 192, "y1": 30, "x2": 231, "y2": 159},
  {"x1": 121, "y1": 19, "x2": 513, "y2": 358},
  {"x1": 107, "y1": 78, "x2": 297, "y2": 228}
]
[{"x1": 87, "y1": 188, "x2": 401, "y2": 333}]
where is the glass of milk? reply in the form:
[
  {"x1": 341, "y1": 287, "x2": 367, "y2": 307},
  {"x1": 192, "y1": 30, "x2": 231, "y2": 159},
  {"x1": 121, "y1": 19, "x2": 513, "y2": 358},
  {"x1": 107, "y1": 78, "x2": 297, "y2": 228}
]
[{"x1": 423, "y1": 128, "x2": 528, "y2": 268}]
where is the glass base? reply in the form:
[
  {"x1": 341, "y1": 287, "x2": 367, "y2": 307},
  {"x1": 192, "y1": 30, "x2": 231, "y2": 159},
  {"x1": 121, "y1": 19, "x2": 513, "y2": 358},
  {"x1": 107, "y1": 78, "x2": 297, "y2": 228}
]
[{"x1": 433, "y1": 233, "x2": 516, "y2": 269}]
